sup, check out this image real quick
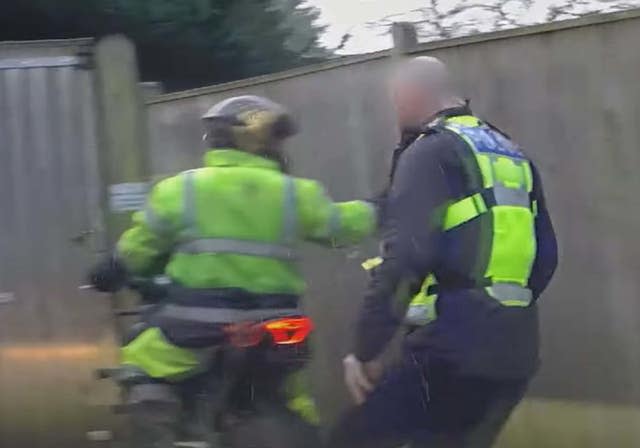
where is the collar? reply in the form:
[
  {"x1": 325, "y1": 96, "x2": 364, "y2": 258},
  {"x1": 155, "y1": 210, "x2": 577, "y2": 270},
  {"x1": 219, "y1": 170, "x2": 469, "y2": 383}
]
[
  {"x1": 399, "y1": 102, "x2": 473, "y2": 138},
  {"x1": 203, "y1": 149, "x2": 281, "y2": 171},
  {"x1": 424, "y1": 102, "x2": 473, "y2": 125},
  {"x1": 398, "y1": 128, "x2": 422, "y2": 147}
]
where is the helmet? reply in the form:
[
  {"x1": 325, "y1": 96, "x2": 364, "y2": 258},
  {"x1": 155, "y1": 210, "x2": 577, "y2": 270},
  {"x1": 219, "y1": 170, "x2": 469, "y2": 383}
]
[{"x1": 201, "y1": 95, "x2": 298, "y2": 155}]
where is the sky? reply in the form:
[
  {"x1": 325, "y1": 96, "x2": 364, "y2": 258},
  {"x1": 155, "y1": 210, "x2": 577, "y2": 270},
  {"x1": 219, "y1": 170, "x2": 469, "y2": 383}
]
[
  {"x1": 307, "y1": 0, "x2": 636, "y2": 54},
  {"x1": 308, "y1": 0, "x2": 427, "y2": 53}
]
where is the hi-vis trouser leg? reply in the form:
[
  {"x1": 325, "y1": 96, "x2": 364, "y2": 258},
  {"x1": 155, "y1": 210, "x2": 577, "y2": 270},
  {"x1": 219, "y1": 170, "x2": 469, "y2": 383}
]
[
  {"x1": 283, "y1": 369, "x2": 320, "y2": 425},
  {"x1": 120, "y1": 327, "x2": 205, "y2": 448},
  {"x1": 121, "y1": 326, "x2": 206, "y2": 380}
]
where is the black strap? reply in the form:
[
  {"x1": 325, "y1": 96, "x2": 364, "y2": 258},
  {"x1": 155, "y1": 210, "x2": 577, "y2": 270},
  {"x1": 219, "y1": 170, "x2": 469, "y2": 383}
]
[
  {"x1": 167, "y1": 284, "x2": 299, "y2": 310},
  {"x1": 480, "y1": 188, "x2": 497, "y2": 208},
  {"x1": 425, "y1": 278, "x2": 493, "y2": 296}
]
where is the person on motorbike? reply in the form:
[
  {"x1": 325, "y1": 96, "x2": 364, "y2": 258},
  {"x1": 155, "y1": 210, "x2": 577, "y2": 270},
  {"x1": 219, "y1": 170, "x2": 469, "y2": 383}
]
[{"x1": 89, "y1": 95, "x2": 377, "y2": 448}]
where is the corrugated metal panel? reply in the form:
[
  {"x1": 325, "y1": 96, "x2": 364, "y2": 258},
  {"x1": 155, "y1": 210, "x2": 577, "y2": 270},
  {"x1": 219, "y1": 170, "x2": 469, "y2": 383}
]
[
  {"x1": 0, "y1": 56, "x2": 81, "y2": 69},
  {"x1": 0, "y1": 53, "x2": 118, "y2": 447}
]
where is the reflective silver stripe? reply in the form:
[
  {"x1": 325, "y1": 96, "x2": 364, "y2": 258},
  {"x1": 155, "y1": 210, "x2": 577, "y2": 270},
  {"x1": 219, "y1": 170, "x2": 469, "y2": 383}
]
[
  {"x1": 327, "y1": 205, "x2": 341, "y2": 237},
  {"x1": 492, "y1": 185, "x2": 531, "y2": 207},
  {"x1": 182, "y1": 170, "x2": 197, "y2": 234},
  {"x1": 404, "y1": 304, "x2": 434, "y2": 326},
  {"x1": 177, "y1": 238, "x2": 297, "y2": 260},
  {"x1": 144, "y1": 205, "x2": 173, "y2": 234},
  {"x1": 159, "y1": 304, "x2": 301, "y2": 323},
  {"x1": 282, "y1": 176, "x2": 297, "y2": 244},
  {"x1": 487, "y1": 154, "x2": 532, "y2": 209},
  {"x1": 487, "y1": 283, "x2": 532, "y2": 304}
]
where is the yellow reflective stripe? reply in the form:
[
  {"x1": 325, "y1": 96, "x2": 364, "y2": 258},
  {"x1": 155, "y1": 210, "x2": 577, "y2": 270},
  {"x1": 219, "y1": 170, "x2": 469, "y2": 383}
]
[
  {"x1": 523, "y1": 161, "x2": 534, "y2": 192},
  {"x1": 445, "y1": 115, "x2": 481, "y2": 127},
  {"x1": 532, "y1": 200, "x2": 539, "y2": 217},
  {"x1": 491, "y1": 155, "x2": 527, "y2": 189},
  {"x1": 501, "y1": 300, "x2": 530, "y2": 307},
  {"x1": 361, "y1": 256, "x2": 383, "y2": 271},
  {"x1": 443, "y1": 193, "x2": 487, "y2": 230},
  {"x1": 475, "y1": 154, "x2": 494, "y2": 188}
]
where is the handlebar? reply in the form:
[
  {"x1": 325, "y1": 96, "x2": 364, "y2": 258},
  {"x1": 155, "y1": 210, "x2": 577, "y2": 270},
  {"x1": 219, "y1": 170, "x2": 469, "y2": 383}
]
[{"x1": 80, "y1": 275, "x2": 170, "y2": 307}]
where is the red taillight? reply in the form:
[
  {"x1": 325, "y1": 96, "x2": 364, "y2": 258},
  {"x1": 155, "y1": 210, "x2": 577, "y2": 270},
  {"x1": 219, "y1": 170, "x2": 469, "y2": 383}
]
[
  {"x1": 224, "y1": 322, "x2": 266, "y2": 348},
  {"x1": 264, "y1": 317, "x2": 313, "y2": 345}
]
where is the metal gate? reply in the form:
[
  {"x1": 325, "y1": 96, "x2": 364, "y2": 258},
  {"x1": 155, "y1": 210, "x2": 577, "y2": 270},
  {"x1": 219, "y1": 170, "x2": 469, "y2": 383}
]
[{"x1": 0, "y1": 42, "x2": 119, "y2": 447}]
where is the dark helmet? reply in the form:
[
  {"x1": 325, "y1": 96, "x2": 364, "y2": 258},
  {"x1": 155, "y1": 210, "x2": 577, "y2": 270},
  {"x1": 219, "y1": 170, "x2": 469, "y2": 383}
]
[{"x1": 201, "y1": 95, "x2": 298, "y2": 155}]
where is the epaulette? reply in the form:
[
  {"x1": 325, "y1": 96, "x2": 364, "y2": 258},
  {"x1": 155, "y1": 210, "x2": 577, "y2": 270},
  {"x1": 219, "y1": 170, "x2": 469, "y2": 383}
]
[{"x1": 419, "y1": 116, "x2": 448, "y2": 138}]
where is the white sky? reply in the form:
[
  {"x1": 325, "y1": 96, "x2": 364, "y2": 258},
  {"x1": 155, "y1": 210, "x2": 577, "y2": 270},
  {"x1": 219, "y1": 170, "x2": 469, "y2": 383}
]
[
  {"x1": 307, "y1": 0, "x2": 635, "y2": 53},
  {"x1": 309, "y1": 0, "x2": 426, "y2": 53}
]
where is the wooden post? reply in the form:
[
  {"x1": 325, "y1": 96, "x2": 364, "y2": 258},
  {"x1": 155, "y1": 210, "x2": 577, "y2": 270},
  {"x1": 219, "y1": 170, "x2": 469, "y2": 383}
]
[
  {"x1": 391, "y1": 22, "x2": 418, "y2": 55},
  {"x1": 94, "y1": 34, "x2": 150, "y2": 246},
  {"x1": 94, "y1": 35, "x2": 150, "y2": 335}
]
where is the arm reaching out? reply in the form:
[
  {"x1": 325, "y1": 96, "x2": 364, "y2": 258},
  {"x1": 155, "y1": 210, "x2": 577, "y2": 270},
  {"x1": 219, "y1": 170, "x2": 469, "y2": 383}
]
[{"x1": 296, "y1": 179, "x2": 377, "y2": 247}]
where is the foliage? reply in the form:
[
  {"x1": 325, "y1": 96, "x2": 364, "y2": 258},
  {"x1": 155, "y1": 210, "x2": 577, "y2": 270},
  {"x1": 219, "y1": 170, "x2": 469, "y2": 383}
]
[{"x1": 0, "y1": 0, "x2": 329, "y2": 90}]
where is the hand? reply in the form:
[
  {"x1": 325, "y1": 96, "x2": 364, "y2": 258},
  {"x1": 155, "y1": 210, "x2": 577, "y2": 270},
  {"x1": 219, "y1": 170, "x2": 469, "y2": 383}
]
[
  {"x1": 343, "y1": 354, "x2": 378, "y2": 405},
  {"x1": 363, "y1": 358, "x2": 383, "y2": 384},
  {"x1": 88, "y1": 255, "x2": 128, "y2": 293}
]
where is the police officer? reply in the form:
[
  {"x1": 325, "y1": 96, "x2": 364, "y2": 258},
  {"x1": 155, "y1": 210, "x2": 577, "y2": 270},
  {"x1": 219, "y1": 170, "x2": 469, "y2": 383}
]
[
  {"x1": 330, "y1": 57, "x2": 558, "y2": 447},
  {"x1": 89, "y1": 95, "x2": 377, "y2": 448}
]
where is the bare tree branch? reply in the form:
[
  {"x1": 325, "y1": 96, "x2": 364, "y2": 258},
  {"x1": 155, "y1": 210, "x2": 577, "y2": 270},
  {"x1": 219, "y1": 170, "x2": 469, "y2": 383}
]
[{"x1": 365, "y1": 0, "x2": 638, "y2": 43}]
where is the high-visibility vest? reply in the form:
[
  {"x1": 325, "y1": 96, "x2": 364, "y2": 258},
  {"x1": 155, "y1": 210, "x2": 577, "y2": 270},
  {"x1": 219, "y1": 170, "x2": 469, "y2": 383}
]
[
  {"x1": 367, "y1": 115, "x2": 538, "y2": 326},
  {"x1": 118, "y1": 150, "x2": 375, "y2": 312}
]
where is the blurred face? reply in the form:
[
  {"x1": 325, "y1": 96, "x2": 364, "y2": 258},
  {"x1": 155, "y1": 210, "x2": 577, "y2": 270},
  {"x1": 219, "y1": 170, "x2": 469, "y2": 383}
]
[{"x1": 391, "y1": 79, "x2": 431, "y2": 130}]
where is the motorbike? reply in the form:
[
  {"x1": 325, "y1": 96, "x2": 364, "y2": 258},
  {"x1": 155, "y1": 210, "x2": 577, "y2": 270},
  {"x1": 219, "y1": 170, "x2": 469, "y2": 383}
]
[{"x1": 94, "y1": 277, "x2": 320, "y2": 448}]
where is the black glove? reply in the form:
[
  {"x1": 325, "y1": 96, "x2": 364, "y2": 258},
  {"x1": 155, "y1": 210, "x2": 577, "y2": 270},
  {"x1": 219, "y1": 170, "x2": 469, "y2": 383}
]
[{"x1": 88, "y1": 255, "x2": 128, "y2": 293}]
